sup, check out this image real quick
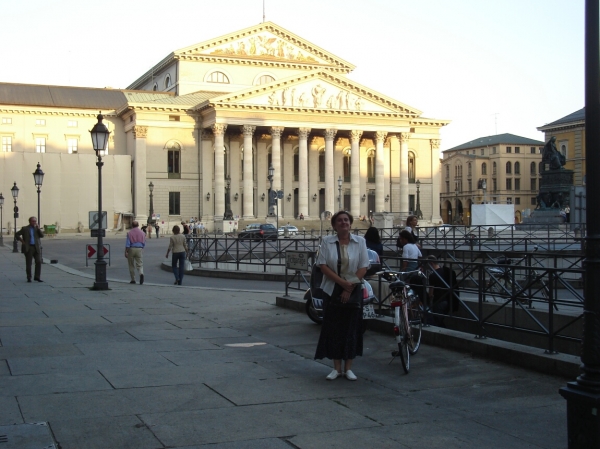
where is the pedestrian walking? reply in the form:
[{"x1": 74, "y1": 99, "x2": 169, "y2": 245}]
[
  {"x1": 15, "y1": 216, "x2": 44, "y2": 282},
  {"x1": 166, "y1": 225, "x2": 188, "y2": 285},
  {"x1": 125, "y1": 221, "x2": 146, "y2": 284},
  {"x1": 154, "y1": 223, "x2": 160, "y2": 238}
]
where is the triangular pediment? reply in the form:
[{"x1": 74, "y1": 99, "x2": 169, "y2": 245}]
[
  {"x1": 204, "y1": 70, "x2": 422, "y2": 116},
  {"x1": 175, "y1": 22, "x2": 354, "y2": 73}
]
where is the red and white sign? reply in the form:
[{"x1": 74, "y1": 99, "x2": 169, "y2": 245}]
[{"x1": 87, "y1": 244, "x2": 109, "y2": 258}]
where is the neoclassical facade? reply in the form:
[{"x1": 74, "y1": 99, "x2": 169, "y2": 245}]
[{"x1": 0, "y1": 22, "x2": 448, "y2": 232}]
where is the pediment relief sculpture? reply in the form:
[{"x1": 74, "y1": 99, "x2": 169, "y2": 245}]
[{"x1": 208, "y1": 33, "x2": 322, "y2": 64}]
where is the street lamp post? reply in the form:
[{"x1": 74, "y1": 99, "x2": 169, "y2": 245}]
[
  {"x1": 33, "y1": 162, "x2": 44, "y2": 226},
  {"x1": 224, "y1": 175, "x2": 233, "y2": 220},
  {"x1": 415, "y1": 179, "x2": 423, "y2": 219},
  {"x1": 0, "y1": 192, "x2": 4, "y2": 246},
  {"x1": 11, "y1": 182, "x2": 19, "y2": 253},
  {"x1": 337, "y1": 176, "x2": 343, "y2": 211},
  {"x1": 267, "y1": 164, "x2": 279, "y2": 232},
  {"x1": 90, "y1": 113, "x2": 110, "y2": 290},
  {"x1": 148, "y1": 182, "x2": 154, "y2": 224}
]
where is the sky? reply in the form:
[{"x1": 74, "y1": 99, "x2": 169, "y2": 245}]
[{"x1": 0, "y1": 0, "x2": 584, "y2": 151}]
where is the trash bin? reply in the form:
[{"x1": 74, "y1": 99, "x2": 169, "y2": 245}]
[{"x1": 44, "y1": 225, "x2": 56, "y2": 235}]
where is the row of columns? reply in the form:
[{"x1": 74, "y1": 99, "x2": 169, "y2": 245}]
[{"x1": 210, "y1": 123, "x2": 412, "y2": 220}]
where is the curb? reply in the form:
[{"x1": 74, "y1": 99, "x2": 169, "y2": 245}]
[{"x1": 276, "y1": 295, "x2": 581, "y2": 379}]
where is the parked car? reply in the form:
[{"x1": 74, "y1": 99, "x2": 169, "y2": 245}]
[
  {"x1": 238, "y1": 223, "x2": 278, "y2": 240},
  {"x1": 278, "y1": 225, "x2": 299, "y2": 236}
]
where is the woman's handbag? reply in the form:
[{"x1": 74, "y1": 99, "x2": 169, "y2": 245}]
[
  {"x1": 329, "y1": 241, "x2": 363, "y2": 309},
  {"x1": 184, "y1": 259, "x2": 193, "y2": 272}
]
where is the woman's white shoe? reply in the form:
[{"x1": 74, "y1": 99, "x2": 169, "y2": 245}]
[
  {"x1": 345, "y1": 370, "x2": 357, "y2": 381},
  {"x1": 326, "y1": 370, "x2": 341, "y2": 380}
]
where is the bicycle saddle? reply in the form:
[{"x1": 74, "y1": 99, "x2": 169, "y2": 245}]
[{"x1": 389, "y1": 280, "x2": 407, "y2": 291}]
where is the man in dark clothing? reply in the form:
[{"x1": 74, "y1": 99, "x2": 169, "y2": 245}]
[
  {"x1": 15, "y1": 216, "x2": 44, "y2": 282},
  {"x1": 427, "y1": 255, "x2": 460, "y2": 326}
]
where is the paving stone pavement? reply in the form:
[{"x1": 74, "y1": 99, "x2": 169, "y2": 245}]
[{"x1": 0, "y1": 244, "x2": 569, "y2": 448}]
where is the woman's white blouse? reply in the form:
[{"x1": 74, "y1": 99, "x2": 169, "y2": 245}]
[{"x1": 316, "y1": 234, "x2": 370, "y2": 295}]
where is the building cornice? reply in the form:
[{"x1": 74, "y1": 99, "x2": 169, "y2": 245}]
[{"x1": 537, "y1": 121, "x2": 585, "y2": 133}]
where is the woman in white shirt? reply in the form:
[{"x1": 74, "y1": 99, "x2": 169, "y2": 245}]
[
  {"x1": 399, "y1": 230, "x2": 422, "y2": 271},
  {"x1": 314, "y1": 211, "x2": 370, "y2": 381}
]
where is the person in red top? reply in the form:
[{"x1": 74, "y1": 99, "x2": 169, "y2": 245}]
[{"x1": 125, "y1": 221, "x2": 146, "y2": 284}]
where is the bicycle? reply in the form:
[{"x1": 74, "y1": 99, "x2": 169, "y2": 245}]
[
  {"x1": 381, "y1": 270, "x2": 425, "y2": 374},
  {"x1": 485, "y1": 246, "x2": 554, "y2": 310}
]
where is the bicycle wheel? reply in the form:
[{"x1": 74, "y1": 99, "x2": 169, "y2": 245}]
[
  {"x1": 393, "y1": 306, "x2": 410, "y2": 374},
  {"x1": 407, "y1": 303, "x2": 423, "y2": 355}
]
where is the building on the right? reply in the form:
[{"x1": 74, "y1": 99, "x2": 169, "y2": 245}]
[
  {"x1": 537, "y1": 107, "x2": 586, "y2": 186},
  {"x1": 441, "y1": 133, "x2": 544, "y2": 225}
]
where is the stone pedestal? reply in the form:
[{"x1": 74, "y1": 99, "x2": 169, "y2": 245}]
[{"x1": 373, "y1": 212, "x2": 394, "y2": 229}]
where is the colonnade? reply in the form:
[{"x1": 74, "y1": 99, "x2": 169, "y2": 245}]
[{"x1": 205, "y1": 123, "x2": 417, "y2": 222}]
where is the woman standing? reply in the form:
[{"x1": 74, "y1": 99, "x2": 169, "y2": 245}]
[
  {"x1": 166, "y1": 225, "x2": 188, "y2": 285},
  {"x1": 314, "y1": 211, "x2": 370, "y2": 381}
]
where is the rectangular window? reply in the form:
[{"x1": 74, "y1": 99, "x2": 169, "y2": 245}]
[
  {"x1": 2, "y1": 136, "x2": 12, "y2": 152},
  {"x1": 515, "y1": 146, "x2": 520, "y2": 154},
  {"x1": 507, "y1": 197, "x2": 512, "y2": 204},
  {"x1": 506, "y1": 178, "x2": 512, "y2": 190},
  {"x1": 67, "y1": 120, "x2": 78, "y2": 127},
  {"x1": 492, "y1": 178, "x2": 497, "y2": 192},
  {"x1": 492, "y1": 146, "x2": 497, "y2": 154},
  {"x1": 480, "y1": 149, "x2": 484, "y2": 155},
  {"x1": 68, "y1": 138, "x2": 78, "y2": 154},
  {"x1": 1, "y1": 117, "x2": 12, "y2": 124},
  {"x1": 168, "y1": 150, "x2": 181, "y2": 179},
  {"x1": 36, "y1": 119, "x2": 46, "y2": 126},
  {"x1": 515, "y1": 197, "x2": 521, "y2": 205},
  {"x1": 446, "y1": 181, "x2": 450, "y2": 193},
  {"x1": 506, "y1": 146, "x2": 512, "y2": 153},
  {"x1": 169, "y1": 192, "x2": 180, "y2": 215},
  {"x1": 468, "y1": 179, "x2": 472, "y2": 192},
  {"x1": 515, "y1": 178, "x2": 520, "y2": 191},
  {"x1": 530, "y1": 147, "x2": 536, "y2": 154},
  {"x1": 35, "y1": 137, "x2": 46, "y2": 153},
  {"x1": 531, "y1": 178, "x2": 537, "y2": 191},
  {"x1": 531, "y1": 197, "x2": 537, "y2": 205}
]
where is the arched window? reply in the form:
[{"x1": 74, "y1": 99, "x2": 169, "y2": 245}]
[
  {"x1": 207, "y1": 71, "x2": 230, "y2": 84},
  {"x1": 318, "y1": 148, "x2": 325, "y2": 182},
  {"x1": 445, "y1": 164, "x2": 450, "y2": 178},
  {"x1": 530, "y1": 162, "x2": 536, "y2": 175},
  {"x1": 164, "y1": 74, "x2": 172, "y2": 89},
  {"x1": 408, "y1": 151, "x2": 415, "y2": 183},
  {"x1": 481, "y1": 162, "x2": 487, "y2": 175},
  {"x1": 257, "y1": 75, "x2": 275, "y2": 85},
  {"x1": 492, "y1": 162, "x2": 497, "y2": 175},
  {"x1": 506, "y1": 161, "x2": 512, "y2": 174},
  {"x1": 152, "y1": 83, "x2": 158, "y2": 91},
  {"x1": 343, "y1": 148, "x2": 351, "y2": 182},
  {"x1": 514, "y1": 161, "x2": 520, "y2": 175},
  {"x1": 538, "y1": 162, "x2": 543, "y2": 174},
  {"x1": 367, "y1": 150, "x2": 375, "y2": 182},
  {"x1": 468, "y1": 162, "x2": 472, "y2": 177}
]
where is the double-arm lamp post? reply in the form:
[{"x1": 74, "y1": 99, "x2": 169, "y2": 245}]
[
  {"x1": 148, "y1": 182, "x2": 154, "y2": 224},
  {"x1": 11, "y1": 182, "x2": 19, "y2": 253},
  {"x1": 415, "y1": 179, "x2": 423, "y2": 219},
  {"x1": 90, "y1": 113, "x2": 110, "y2": 290}
]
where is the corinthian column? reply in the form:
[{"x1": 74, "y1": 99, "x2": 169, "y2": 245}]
[
  {"x1": 242, "y1": 125, "x2": 256, "y2": 219},
  {"x1": 271, "y1": 127, "x2": 283, "y2": 217},
  {"x1": 430, "y1": 139, "x2": 443, "y2": 222},
  {"x1": 298, "y1": 128, "x2": 311, "y2": 218},
  {"x1": 375, "y1": 131, "x2": 388, "y2": 212},
  {"x1": 213, "y1": 123, "x2": 227, "y2": 220},
  {"x1": 132, "y1": 126, "x2": 148, "y2": 223},
  {"x1": 325, "y1": 129, "x2": 337, "y2": 213},
  {"x1": 350, "y1": 130, "x2": 362, "y2": 217},
  {"x1": 399, "y1": 132, "x2": 410, "y2": 217}
]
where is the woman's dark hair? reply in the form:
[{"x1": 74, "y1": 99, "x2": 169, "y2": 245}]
[
  {"x1": 331, "y1": 210, "x2": 353, "y2": 227},
  {"x1": 400, "y1": 229, "x2": 416, "y2": 244},
  {"x1": 406, "y1": 215, "x2": 417, "y2": 226},
  {"x1": 172, "y1": 225, "x2": 180, "y2": 234},
  {"x1": 364, "y1": 226, "x2": 381, "y2": 244}
]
